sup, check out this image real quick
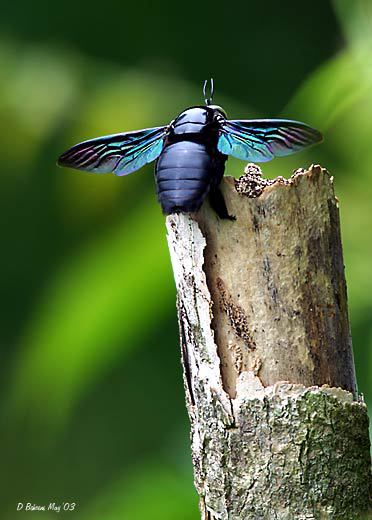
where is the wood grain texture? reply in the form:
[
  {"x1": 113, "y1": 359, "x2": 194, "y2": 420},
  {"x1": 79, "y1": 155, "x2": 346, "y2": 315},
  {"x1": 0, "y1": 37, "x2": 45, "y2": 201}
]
[
  {"x1": 196, "y1": 164, "x2": 356, "y2": 398},
  {"x1": 166, "y1": 165, "x2": 371, "y2": 519}
]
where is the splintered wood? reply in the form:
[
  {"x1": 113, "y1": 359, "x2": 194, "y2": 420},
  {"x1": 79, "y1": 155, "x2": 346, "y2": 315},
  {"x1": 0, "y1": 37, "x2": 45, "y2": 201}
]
[{"x1": 196, "y1": 164, "x2": 356, "y2": 399}]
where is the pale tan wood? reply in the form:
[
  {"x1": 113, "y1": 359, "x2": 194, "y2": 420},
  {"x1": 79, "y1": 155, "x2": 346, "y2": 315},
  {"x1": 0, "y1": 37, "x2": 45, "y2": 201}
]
[{"x1": 195, "y1": 164, "x2": 356, "y2": 399}]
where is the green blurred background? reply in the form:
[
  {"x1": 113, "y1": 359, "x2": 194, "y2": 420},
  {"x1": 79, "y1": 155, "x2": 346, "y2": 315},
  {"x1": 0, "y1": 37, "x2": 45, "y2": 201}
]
[{"x1": 1, "y1": 0, "x2": 372, "y2": 518}]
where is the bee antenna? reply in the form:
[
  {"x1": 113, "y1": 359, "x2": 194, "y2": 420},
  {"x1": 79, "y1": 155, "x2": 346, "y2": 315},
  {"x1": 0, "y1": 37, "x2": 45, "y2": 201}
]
[{"x1": 203, "y1": 78, "x2": 214, "y2": 105}]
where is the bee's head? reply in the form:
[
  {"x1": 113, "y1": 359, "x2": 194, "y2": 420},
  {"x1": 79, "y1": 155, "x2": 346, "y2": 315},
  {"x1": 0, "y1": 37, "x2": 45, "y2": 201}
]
[
  {"x1": 202, "y1": 79, "x2": 227, "y2": 120},
  {"x1": 208, "y1": 104, "x2": 227, "y2": 119}
]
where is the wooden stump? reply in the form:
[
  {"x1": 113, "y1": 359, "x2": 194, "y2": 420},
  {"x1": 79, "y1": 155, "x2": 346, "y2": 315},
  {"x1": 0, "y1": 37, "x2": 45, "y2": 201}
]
[{"x1": 166, "y1": 165, "x2": 371, "y2": 520}]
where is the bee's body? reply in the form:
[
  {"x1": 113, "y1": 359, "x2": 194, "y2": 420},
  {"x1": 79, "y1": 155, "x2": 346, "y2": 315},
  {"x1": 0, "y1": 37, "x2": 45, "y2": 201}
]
[{"x1": 155, "y1": 106, "x2": 226, "y2": 214}]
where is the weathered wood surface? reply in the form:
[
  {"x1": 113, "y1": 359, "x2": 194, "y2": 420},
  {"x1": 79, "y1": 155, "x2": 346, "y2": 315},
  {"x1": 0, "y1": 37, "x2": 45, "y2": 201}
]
[{"x1": 166, "y1": 165, "x2": 371, "y2": 520}]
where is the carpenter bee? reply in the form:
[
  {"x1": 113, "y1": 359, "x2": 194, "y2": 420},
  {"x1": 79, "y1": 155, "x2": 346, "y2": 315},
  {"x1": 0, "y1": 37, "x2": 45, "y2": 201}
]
[{"x1": 58, "y1": 79, "x2": 322, "y2": 219}]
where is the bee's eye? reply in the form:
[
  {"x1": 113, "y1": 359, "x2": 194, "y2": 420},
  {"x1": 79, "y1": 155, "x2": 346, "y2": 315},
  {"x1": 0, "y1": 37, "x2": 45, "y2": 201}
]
[{"x1": 209, "y1": 105, "x2": 227, "y2": 119}]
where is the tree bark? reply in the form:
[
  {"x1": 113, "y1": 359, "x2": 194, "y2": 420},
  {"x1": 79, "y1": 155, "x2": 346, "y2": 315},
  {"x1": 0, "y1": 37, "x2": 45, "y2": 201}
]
[{"x1": 166, "y1": 164, "x2": 372, "y2": 520}]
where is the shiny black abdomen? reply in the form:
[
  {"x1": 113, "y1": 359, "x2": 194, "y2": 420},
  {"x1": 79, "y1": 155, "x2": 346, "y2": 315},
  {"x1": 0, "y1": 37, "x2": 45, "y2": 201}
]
[
  {"x1": 156, "y1": 141, "x2": 218, "y2": 213},
  {"x1": 155, "y1": 106, "x2": 226, "y2": 214}
]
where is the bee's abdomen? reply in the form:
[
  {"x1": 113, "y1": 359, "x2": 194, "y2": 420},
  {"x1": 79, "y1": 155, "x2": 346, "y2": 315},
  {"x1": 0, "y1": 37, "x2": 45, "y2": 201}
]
[{"x1": 155, "y1": 141, "x2": 213, "y2": 214}]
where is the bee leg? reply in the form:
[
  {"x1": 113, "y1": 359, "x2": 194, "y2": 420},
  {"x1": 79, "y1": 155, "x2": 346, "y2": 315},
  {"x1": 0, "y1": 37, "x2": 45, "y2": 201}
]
[{"x1": 208, "y1": 186, "x2": 236, "y2": 221}]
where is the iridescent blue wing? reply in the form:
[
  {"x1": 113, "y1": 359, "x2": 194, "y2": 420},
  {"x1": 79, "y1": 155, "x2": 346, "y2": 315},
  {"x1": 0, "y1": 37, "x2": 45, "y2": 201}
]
[
  {"x1": 58, "y1": 126, "x2": 168, "y2": 175},
  {"x1": 218, "y1": 119, "x2": 323, "y2": 162}
]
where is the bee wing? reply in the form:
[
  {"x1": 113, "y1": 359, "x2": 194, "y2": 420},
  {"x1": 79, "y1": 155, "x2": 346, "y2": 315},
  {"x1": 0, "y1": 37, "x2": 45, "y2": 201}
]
[
  {"x1": 57, "y1": 126, "x2": 168, "y2": 175},
  {"x1": 218, "y1": 119, "x2": 323, "y2": 162}
]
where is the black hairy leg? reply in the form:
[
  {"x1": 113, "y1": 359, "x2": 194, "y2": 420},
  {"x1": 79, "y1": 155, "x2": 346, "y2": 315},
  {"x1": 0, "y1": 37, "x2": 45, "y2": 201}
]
[{"x1": 209, "y1": 185, "x2": 236, "y2": 221}]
